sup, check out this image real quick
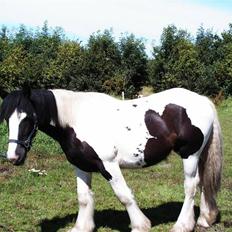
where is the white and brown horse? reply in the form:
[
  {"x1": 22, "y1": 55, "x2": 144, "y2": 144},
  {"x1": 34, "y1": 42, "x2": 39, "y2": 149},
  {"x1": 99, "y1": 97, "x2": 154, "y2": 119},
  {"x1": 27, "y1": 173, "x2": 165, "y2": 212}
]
[{"x1": 0, "y1": 88, "x2": 223, "y2": 232}]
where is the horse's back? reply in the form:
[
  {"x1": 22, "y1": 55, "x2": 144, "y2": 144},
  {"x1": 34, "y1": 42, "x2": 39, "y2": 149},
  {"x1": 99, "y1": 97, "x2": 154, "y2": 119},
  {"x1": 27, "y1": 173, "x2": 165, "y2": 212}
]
[{"x1": 148, "y1": 88, "x2": 214, "y2": 130}]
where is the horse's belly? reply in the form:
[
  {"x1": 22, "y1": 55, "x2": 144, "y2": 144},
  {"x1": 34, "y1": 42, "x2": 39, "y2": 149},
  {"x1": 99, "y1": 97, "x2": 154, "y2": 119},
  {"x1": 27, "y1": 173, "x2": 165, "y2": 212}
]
[
  {"x1": 117, "y1": 154, "x2": 146, "y2": 168},
  {"x1": 115, "y1": 129, "x2": 149, "y2": 169}
]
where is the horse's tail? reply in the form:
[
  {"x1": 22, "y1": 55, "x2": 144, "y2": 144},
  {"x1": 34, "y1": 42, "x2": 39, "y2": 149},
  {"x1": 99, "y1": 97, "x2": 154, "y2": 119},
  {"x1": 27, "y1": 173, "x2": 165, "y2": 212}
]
[{"x1": 198, "y1": 100, "x2": 223, "y2": 223}]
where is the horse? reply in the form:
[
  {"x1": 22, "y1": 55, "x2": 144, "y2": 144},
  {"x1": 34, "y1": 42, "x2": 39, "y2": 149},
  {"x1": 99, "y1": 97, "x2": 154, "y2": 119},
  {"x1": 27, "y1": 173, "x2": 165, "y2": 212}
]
[{"x1": 0, "y1": 87, "x2": 223, "y2": 232}]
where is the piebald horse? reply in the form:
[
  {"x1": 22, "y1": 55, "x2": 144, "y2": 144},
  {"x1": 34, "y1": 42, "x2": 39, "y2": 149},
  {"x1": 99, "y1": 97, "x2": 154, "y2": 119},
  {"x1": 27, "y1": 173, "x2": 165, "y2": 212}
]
[{"x1": 0, "y1": 87, "x2": 222, "y2": 232}]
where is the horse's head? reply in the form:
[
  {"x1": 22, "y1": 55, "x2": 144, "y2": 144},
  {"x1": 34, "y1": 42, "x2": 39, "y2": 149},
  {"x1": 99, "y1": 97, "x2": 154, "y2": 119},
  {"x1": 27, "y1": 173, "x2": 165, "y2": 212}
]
[{"x1": 0, "y1": 87, "x2": 38, "y2": 165}]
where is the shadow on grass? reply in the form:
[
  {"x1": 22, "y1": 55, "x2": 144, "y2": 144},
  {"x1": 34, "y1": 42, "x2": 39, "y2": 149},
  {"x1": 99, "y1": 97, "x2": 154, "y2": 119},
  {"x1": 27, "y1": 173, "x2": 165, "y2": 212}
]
[{"x1": 40, "y1": 202, "x2": 200, "y2": 232}]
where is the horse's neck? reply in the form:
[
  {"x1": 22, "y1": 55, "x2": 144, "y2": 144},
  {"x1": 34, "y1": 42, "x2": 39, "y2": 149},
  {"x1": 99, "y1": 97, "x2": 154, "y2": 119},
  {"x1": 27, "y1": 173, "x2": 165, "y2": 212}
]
[{"x1": 49, "y1": 89, "x2": 79, "y2": 128}]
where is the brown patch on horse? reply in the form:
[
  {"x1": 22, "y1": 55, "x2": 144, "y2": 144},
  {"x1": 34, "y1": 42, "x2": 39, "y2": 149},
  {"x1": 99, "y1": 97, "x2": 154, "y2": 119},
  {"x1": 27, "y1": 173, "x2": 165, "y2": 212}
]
[
  {"x1": 144, "y1": 104, "x2": 204, "y2": 166},
  {"x1": 144, "y1": 109, "x2": 174, "y2": 165},
  {"x1": 48, "y1": 126, "x2": 112, "y2": 180}
]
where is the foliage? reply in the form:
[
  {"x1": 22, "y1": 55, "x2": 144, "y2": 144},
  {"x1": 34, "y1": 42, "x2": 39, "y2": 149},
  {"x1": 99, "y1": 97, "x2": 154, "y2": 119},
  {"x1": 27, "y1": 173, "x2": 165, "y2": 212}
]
[
  {"x1": 1, "y1": 22, "x2": 232, "y2": 97},
  {"x1": 148, "y1": 24, "x2": 232, "y2": 97},
  {"x1": 83, "y1": 30, "x2": 121, "y2": 92},
  {"x1": 148, "y1": 25, "x2": 200, "y2": 92},
  {"x1": 0, "y1": 25, "x2": 148, "y2": 97},
  {"x1": 119, "y1": 34, "x2": 148, "y2": 97}
]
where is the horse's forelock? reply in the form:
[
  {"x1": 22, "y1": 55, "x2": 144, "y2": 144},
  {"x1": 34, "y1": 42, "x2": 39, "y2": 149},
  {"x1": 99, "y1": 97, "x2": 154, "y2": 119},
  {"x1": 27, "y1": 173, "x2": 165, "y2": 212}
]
[
  {"x1": 0, "y1": 90, "x2": 33, "y2": 122},
  {"x1": 0, "y1": 92, "x2": 18, "y2": 122}
]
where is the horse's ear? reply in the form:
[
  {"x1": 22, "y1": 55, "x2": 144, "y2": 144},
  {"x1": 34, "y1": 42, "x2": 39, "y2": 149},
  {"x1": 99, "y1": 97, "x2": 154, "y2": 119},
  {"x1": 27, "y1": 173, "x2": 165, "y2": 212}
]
[
  {"x1": 0, "y1": 88, "x2": 9, "y2": 99},
  {"x1": 22, "y1": 84, "x2": 31, "y2": 98},
  {"x1": 0, "y1": 106, "x2": 4, "y2": 123},
  {"x1": 0, "y1": 113, "x2": 4, "y2": 123}
]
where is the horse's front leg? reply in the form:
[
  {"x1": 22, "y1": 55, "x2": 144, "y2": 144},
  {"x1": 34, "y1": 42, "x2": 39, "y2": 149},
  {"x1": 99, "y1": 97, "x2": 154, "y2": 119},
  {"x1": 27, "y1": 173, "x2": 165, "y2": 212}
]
[
  {"x1": 68, "y1": 168, "x2": 94, "y2": 232},
  {"x1": 104, "y1": 161, "x2": 151, "y2": 232}
]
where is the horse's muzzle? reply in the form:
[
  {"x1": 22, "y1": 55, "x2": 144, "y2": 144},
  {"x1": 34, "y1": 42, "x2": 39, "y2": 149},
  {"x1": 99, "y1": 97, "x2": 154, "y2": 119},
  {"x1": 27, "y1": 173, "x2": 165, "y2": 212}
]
[
  {"x1": 9, "y1": 156, "x2": 19, "y2": 165},
  {"x1": 8, "y1": 153, "x2": 26, "y2": 166}
]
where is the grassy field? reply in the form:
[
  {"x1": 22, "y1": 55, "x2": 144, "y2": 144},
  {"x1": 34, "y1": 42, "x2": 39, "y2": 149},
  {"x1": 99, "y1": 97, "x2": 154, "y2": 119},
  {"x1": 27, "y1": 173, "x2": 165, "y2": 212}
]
[{"x1": 0, "y1": 99, "x2": 231, "y2": 232}]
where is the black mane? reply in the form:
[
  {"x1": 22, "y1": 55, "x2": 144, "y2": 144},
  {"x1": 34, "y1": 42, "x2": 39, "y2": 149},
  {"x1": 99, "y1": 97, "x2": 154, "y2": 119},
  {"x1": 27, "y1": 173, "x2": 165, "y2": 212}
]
[
  {"x1": 0, "y1": 89, "x2": 59, "y2": 126},
  {"x1": 30, "y1": 90, "x2": 59, "y2": 126}
]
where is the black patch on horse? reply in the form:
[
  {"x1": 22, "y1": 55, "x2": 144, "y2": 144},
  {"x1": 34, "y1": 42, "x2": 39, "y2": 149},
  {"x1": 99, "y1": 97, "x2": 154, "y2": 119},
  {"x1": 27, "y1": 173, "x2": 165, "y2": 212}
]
[
  {"x1": 41, "y1": 125, "x2": 112, "y2": 180},
  {"x1": 62, "y1": 127, "x2": 112, "y2": 181},
  {"x1": 144, "y1": 104, "x2": 204, "y2": 166}
]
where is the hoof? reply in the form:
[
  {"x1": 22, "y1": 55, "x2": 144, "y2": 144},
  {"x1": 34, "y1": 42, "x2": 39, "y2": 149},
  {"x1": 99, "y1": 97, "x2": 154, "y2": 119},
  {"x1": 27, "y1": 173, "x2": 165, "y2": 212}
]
[
  {"x1": 197, "y1": 216, "x2": 210, "y2": 228},
  {"x1": 197, "y1": 209, "x2": 219, "y2": 228},
  {"x1": 197, "y1": 209, "x2": 220, "y2": 228},
  {"x1": 67, "y1": 229, "x2": 93, "y2": 232},
  {"x1": 67, "y1": 228, "x2": 78, "y2": 232},
  {"x1": 131, "y1": 217, "x2": 151, "y2": 232},
  {"x1": 170, "y1": 223, "x2": 194, "y2": 232},
  {"x1": 67, "y1": 224, "x2": 94, "y2": 232}
]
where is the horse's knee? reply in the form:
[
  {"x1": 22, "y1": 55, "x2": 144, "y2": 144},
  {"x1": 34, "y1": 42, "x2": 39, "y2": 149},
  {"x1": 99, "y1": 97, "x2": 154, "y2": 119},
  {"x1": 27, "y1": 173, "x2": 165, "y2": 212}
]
[
  {"x1": 113, "y1": 186, "x2": 134, "y2": 206},
  {"x1": 78, "y1": 191, "x2": 93, "y2": 207}
]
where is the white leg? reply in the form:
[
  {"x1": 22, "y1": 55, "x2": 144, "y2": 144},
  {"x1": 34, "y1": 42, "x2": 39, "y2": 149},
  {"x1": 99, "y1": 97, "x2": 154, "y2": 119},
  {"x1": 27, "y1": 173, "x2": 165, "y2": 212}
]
[
  {"x1": 171, "y1": 154, "x2": 200, "y2": 232},
  {"x1": 197, "y1": 190, "x2": 218, "y2": 228},
  {"x1": 104, "y1": 161, "x2": 151, "y2": 232},
  {"x1": 68, "y1": 168, "x2": 94, "y2": 232}
]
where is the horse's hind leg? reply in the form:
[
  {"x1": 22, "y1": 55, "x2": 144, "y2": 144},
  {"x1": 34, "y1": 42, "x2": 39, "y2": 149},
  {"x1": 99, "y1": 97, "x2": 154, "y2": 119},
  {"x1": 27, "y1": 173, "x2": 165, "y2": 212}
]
[
  {"x1": 69, "y1": 168, "x2": 94, "y2": 232},
  {"x1": 197, "y1": 190, "x2": 219, "y2": 228},
  {"x1": 103, "y1": 161, "x2": 151, "y2": 232},
  {"x1": 197, "y1": 118, "x2": 222, "y2": 228},
  {"x1": 171, "y1": 153, "x2": 200, "y2": 232}
]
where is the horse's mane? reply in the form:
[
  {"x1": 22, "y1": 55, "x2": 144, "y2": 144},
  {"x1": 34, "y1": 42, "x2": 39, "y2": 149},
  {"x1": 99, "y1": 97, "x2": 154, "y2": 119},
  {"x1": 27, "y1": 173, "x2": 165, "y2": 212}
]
[
  {"x1": 30, "y1": 89, "x2": 59, "y2": 126},
  {"x1": 0, "y1": 89, "x2": 59, "y2": 126}
]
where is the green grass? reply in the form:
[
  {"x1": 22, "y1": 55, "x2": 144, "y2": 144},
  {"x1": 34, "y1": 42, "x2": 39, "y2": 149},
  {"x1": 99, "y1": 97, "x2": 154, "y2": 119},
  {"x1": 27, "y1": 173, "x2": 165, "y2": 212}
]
[{"x1": 0, "y1": 100, "x2": 232, "y2": 232}]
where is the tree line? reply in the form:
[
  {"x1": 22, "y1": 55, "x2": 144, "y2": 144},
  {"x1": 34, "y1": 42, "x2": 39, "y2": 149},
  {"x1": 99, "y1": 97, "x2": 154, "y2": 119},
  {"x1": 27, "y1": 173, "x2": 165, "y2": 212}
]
[{"x1": 0, "y1": 22, "x2": 232, "y2": 98}]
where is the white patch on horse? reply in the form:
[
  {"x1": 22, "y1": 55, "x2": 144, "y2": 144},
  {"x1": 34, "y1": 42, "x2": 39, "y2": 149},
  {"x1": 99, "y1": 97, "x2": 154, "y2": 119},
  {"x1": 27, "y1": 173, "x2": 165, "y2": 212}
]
[
  {"x1": 7, "y1": 110, "x2": 27, "y2": 160},
  {"x1": 50, "y1": 119, "x2": 56, "y2": 126}
]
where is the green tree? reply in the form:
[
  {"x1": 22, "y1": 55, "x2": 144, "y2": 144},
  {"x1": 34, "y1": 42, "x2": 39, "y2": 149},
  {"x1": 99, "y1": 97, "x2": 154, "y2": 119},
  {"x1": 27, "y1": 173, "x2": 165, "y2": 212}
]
[
  {"x1": 196, "y1": 26, "x2": 222, "y2": 65},
  {"x1": 23, "y1": 23, "x2": 63, "y2": 88},
  {"x1": 0, "y1": 45, "x2": 27, "y2": 89},
  {"x1": 148, "y1": 25, "x2": 195, "y2": 92},
  {"x1": 43, "y1": 41, "x2": 85, "y2": 89},
  {"x1": 0, "y1": 26, "x2": 9, "y2": 63},
  {"x1": 84, "y1": 29, "x2": 121, "y2": 92},
  {"x1": 214, "y1": 24, "x2": 232, "y2": 96},
  {"x1": 119, "y1": 34, "x2": 148, "y2": 97}
]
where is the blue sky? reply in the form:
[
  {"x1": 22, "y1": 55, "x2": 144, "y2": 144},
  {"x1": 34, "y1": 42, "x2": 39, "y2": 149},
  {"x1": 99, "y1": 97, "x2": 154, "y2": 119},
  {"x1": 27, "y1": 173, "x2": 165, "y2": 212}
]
[
  {"x1": 0, "y1": 0, "x2": 232, "y2": 54},
  {"x1": 191, "y1": 0, "x2": 232, "y2": 10}
]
